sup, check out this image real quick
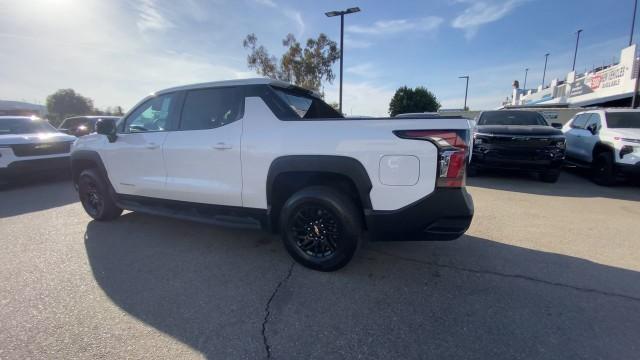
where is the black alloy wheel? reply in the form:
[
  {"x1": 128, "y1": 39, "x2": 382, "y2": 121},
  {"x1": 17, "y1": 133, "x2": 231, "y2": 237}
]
[
  {"x1": 80, "y1": 177, "x2": 103, "y2": 217},
  {"x1": 290, "y1": 205, "x2": 340, "y2": 258},
  {"x1": 280, "y1": 186, "x2": 362, "y2": 271},
  {"x1": 78, "y1": 169, "x2": 123, "y2": 221}
]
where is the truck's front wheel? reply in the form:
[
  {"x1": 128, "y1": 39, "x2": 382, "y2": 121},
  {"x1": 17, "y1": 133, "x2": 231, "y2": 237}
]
[
  {"x1": 592, "y1": 152, "x2": 616, "y2": 186},
  {"x1": 78, "y1": 169, "x2": 123, "y2": 221},
  {"x1": 280, "y1": 186, "x2": 362, "y2": 271}
]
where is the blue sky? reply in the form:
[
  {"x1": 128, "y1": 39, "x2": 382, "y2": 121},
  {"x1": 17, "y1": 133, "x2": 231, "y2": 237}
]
[{"x1": 0, "y1": 0, "x2": 638, "y2": 115}]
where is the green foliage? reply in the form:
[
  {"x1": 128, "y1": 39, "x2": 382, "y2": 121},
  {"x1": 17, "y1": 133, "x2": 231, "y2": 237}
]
[
  {"x1": 94, "y1": 106, "x2": 125, "y2": 116},
  {"x1": 388, "y1": 86, "x2": 441, "y2": 117},
  {"x1": 46, "y1": 89, "x2": 94, "y2": 126},
  {"x1": 243, "y1": 33, "x2": 340, "y2": 92}
]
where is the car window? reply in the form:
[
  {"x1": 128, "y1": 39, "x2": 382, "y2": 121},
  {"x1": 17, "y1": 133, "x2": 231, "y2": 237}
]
[
  {"x1": 125, "y1": 93, "x2": 178, "y2": 133},
  {"x1": 61, "y1": 118, "x2": 91, "y2": 129},
  {"x1": 272, "y1": 87, "x2": 343, "y2": 119},
  {"x1": 605, "y1": 112, "x2": 640, "y2": 129},
  {"x1": 585, "y1": 113, "x2": 601, "y2": 131},
  {"x1": 570, "y1": 114, "x2": 590, "y2": 129},
  {"x1": 0, "y1": 117, "x2": 57, "y2": 134},
  {"x1": 180, "y1": 87, "x2": 243, "y2": 131},
  {"x1": 477, "y1": 111, "x2": 547, "y2": 126}
]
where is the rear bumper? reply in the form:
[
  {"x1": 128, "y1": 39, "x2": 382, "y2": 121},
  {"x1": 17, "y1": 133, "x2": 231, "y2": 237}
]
[
  {"x1": 0, "y1": 156, "x2": 71, "y2": 178},
  {"x1": 365, "y1": 187, "x2": 474, "y2": 242}
]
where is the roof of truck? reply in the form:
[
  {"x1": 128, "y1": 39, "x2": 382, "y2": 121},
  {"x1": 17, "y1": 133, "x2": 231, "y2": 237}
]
[{"x1": 156, "y1": 78, "x2": 322, "y2": 98}]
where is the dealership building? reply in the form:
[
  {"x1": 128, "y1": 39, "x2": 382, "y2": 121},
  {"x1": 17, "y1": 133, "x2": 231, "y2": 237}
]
[{"x1": 506, "y1": 44, "x2": 639, "y2": 108}]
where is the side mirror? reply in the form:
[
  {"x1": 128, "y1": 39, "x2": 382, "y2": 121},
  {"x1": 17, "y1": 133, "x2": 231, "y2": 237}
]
[
  {"x1": 587, "y1": 124, "x2": 598, "y2": 135},
  {"x1": 551, "y1": 122, "x2": 562, "y2": 129},
  {"x1": 96, "y1": 118, "x2": 117, "y2": 142}
]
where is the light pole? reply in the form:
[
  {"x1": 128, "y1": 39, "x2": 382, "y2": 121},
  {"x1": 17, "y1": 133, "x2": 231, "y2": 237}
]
[
  {"x1": 458, "y1": 75, "x2": 469, "y2": 110},
  {"x1": 523, "y1": 68, "x2": 529, "y2": 89},
  {"x1": 542, "y1": 53, "x2": 550, "y2": 88},
  {"x1": 572, "y1": 29, "x2": 583, "y2": 71},
  {"x1": 632, "y1": 0, "x2": 640, "y2": 107},
  {"x1": 631, "y1": 0, "x2": 638, "y2": 46},
  {"x1": 325, "y1": 7, "x2": 361, "y2": 114}
]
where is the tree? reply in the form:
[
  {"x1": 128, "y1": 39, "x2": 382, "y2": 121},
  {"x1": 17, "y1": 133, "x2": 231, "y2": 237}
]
[
  {"x1": 46, "y1": 89, "x2": 94, "y2": 126},
  {"x1": 388, "y1": 86, "x2": 441, "y2": 117},
  {"x1": 243, "y1": 33, "x2": 340, "y2": 92}
]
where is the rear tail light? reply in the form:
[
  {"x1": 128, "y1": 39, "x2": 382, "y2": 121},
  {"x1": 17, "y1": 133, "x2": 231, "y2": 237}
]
[{"x1": 393, "y1": 130, "x2": 469, "y2": 188}]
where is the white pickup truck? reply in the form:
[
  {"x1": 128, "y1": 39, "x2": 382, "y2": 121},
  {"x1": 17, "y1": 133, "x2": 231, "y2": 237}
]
[
  {"x1": 563, "y1": 109, "x2": 640, "y2": 185},
  {"x1": 71, "y1": 79, "x2": 474, "y2": 271}
]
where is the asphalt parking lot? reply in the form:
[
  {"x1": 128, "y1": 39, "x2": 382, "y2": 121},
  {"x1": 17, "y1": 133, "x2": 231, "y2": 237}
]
[{"x1": 1, "y1": 170, "x2": 639, "y2": 359}]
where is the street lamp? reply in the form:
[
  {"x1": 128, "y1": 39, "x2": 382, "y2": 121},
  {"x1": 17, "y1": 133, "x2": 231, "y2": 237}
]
[
  {"x1": 458, "y1": 75, "x2": 469, "y2": 110},
  {"x1": 542, "y1": 53, "x2": 550, "y2": 88},
  {"x1": 523, "y1": 68, "x2": 529, "y2": 89},
  {"x1": 572, "y1": 29, "x2": 583, "y2": 71},
  {"x1": 631, "y1": 0, "x2": 638, "y2": 46},
  {"x1": 325, "y1": 7, "x2": 361, "y2": 114}
]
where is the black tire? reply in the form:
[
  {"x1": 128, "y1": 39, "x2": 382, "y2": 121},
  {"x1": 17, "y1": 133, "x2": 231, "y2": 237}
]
[
  {"x1": 78, "y1": 168, "x2": 122, "y2": 221},
  {"x1": 279, "y1": 186, "x2": 363, "y2": 271},
  {"x1": 592, "y1": 152, "x2": 616, "y2": 186},
  {"x1": 540, "y1": 170, "x2": 561, "y2": 183}
]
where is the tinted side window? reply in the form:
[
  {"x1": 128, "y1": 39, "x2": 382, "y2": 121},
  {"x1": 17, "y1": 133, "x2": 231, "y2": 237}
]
[
  {"x1": 125, "y1": 93, "x2": 179, "y2": 133},
  {"x1": 585, "y1": 113, "x2": 601, "y2": 131},
  {"x1": 180, "y1": 87, "x2": 244, "y2": 131},
  {"x1": 571, "y1": 114, "x2": 590, "y2": 129},
  {"x1": 272, "y1": 88, "x2": 343, "y2": 119}
]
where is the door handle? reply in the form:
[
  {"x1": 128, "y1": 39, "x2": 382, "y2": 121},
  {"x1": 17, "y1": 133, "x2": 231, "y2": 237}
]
[
  {"x1": 145, "y1": 143, "x2": 160, "y2": 149},
  {"x1": 212, "y1": 142, "x2": 232, "y2": 150}
]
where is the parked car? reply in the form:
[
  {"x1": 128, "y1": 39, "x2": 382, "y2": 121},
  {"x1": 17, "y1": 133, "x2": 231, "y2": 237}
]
[
  {"x1": 470, "y1": 110, "x2": 566, "y2": 182},
  {"x1": 59, "y1": 116, "x2": 121, "y2": 137},
  {"x1": 563, "y1": 109, "x2": 640, "y2": 185},
  {"x1": 70, "y1": 78, "x2": 474, "y2": 271},
  {"x1": 0, "y1": 116, "x2": 76, "y2": 184}
]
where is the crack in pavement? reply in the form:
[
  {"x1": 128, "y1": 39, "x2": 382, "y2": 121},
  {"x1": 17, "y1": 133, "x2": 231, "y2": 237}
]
[
  {"x1": 262, "y1": 261, "x2": 295, "y2": 359},
  {"x1": 369, "y1": 249, "x2": 640, "y2": 304}
]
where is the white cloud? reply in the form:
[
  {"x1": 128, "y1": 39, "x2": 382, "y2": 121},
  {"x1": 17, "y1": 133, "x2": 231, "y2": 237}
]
[
  {"x1": 254, "y1": 0, "x2": 304, "y2": 38},
  {"x1": 451, "y1": 0, "x2": 524, "y2": 39},
  {"x1": 284, "y1": 10, "x2": 305, "y2": 38},
  {"x1": 324, "y1": 82, "x2": 395, "y2": 116},
  {"x1": 345, "y1": 36, "x2": 372, "y2": 49},
  {"x1": 0, "y1": 2, "x2": 248, "y2": 110},
  {"x1": 347, "y1": 17, "x2": 443, "y2": 35},
  {"x1": 345, "y1": 63, "x2": 378, "y2": 78},
  {"x1": 136, "y1": 0, "x2": 175, "y2": 33},
  {"x1": 255, "y1": 0, "x2": 276, "y2": 7}
]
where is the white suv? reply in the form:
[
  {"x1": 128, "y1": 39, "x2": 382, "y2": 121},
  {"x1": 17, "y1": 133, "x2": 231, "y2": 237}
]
[
  {"x1": 0, "y1": 116, "x2": 76, "y2": 184},
  {"x1": 70, "y1": 79, "x2": 474, "y2": 271},
  {"x1": 563, "y1": 109, "x2": 640, "y2": 185}
]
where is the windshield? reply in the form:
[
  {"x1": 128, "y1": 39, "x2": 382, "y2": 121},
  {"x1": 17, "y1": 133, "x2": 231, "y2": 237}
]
[
  {"x1": 0, "y1": 117, "x2": 58, "y2": 135},
  {"x1": 61, "y1": 118, "x2": 94, "y2": 129},
  {"x1": 273, "y1": 88, "x2": 343, "y2": 119},
  {"x1": 606, "y1": 112, "x2": 640, "y2": 129},
  {"x1": 478, "y1": 111, "x2": 548, "y2": 126}
]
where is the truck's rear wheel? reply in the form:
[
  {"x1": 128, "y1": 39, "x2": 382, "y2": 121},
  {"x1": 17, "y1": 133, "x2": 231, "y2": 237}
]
[
  {"x1": 280, "y1": 186, "x2": 362, "y2": 271},
  {"x1": 78, "y1": 169, "x2": 123, "y2": 221}
]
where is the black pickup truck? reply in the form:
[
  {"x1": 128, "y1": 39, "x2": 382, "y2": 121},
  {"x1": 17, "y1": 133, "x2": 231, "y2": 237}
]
[{"x1": 470, "y1": 110, "x2": 566, "y2": 182}]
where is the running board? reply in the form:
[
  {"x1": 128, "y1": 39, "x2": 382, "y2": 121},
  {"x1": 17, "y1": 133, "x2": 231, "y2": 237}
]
[{"x1": 115, "y1": 194, "x2": 265, "y2": 230}]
